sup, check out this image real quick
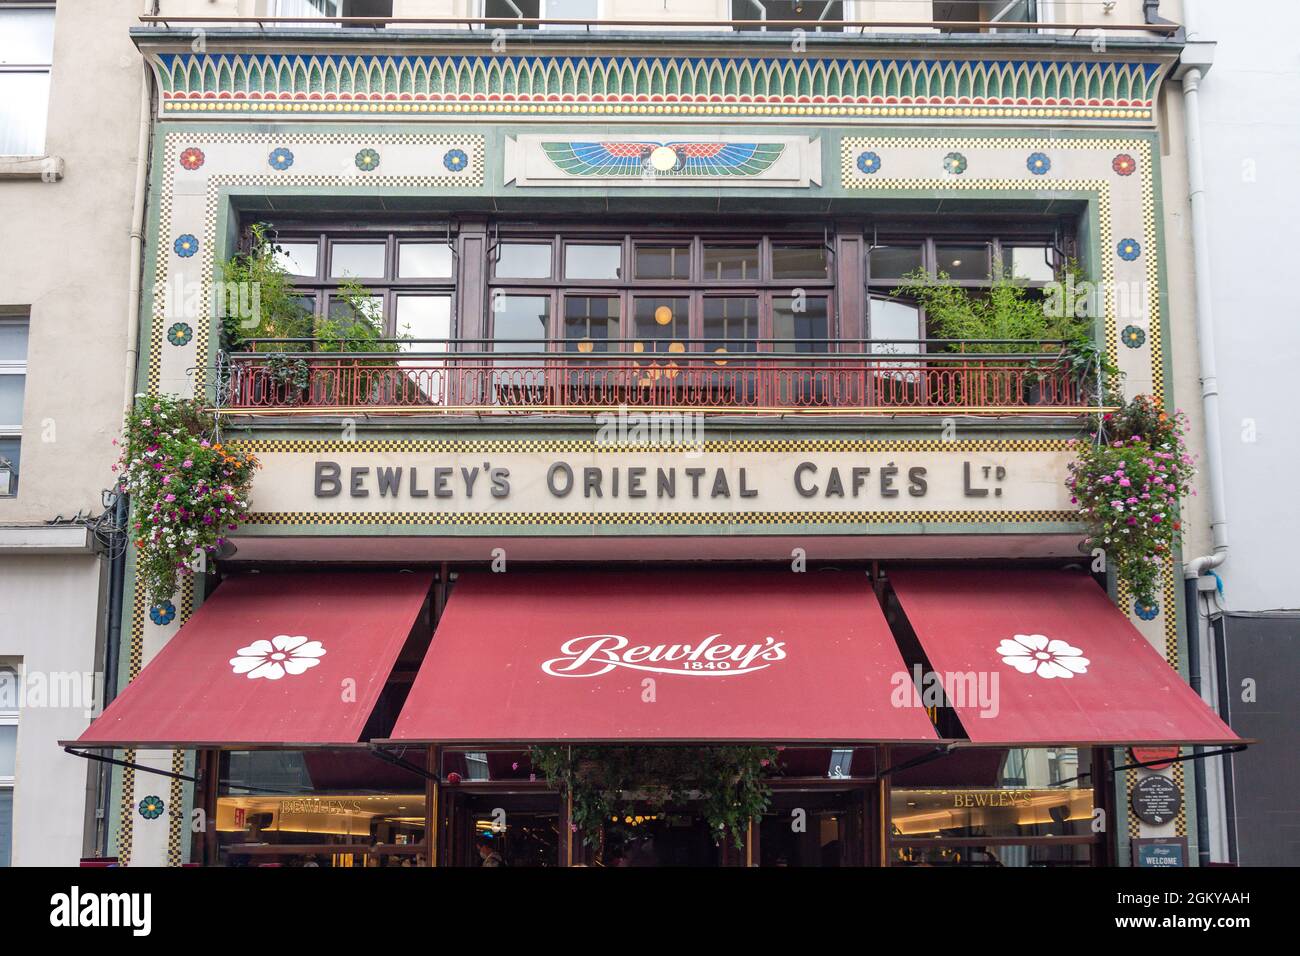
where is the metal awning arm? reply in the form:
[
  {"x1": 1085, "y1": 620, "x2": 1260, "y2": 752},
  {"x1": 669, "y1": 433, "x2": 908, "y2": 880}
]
[
  {"x1": 1109, "y1": 744, "x2": 1248, "y2": 777},
  {"x1": 369, "y1": 744, "x2": 439, "y2": 781},
  {"x1": 64, "y1": 746, "x2": 197, "y2": 783}
]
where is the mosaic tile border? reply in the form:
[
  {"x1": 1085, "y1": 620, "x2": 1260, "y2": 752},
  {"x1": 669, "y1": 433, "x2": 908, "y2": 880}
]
[
  {"x1": 146, "y1": 131, "x2": 484, "y2": 397},
  {"x1": 228, "y1": 437, "x2": 1075, "y2": 454},
  {"x1": 243, "y1": 508, "x2": 1079, "y2": 528},
  {"x1": 150, "y1": 52, "x2": 1166, "y2": 124},
  {"x1": 841, "y1": 134, "x2": 1161, "y2": 405}
]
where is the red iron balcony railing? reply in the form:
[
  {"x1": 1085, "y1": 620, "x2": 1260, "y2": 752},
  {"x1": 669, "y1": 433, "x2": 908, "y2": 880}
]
[{"x1": 219, "y1": 339, "x2": 1096, "y2": 417}]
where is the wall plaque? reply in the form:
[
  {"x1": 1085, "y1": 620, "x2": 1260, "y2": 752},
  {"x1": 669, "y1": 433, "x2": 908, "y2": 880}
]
[{"x1": 1131, "y1": 775, "x2": 1183, "y2": 826}]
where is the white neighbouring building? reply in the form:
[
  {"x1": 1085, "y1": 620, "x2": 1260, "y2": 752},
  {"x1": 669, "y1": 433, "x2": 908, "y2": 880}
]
[
  {"x1": 0, "y1": 0, "x2": 145, "y2": 866},
  {"x1": 1178, "y1": 0, "x2": 1300, "y2": 867}
]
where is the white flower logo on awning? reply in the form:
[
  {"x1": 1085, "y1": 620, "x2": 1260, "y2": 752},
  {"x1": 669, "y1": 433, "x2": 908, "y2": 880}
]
[
  {"x1": 230, "y1": 635, "x2": 326, "y2": 681},
  {"x1": 997, "y1": 634, "x2": 1089, "y2": 679}
]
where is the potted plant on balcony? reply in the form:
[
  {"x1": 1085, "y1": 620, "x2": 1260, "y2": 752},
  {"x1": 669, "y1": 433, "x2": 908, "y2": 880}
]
[
  {"x1": 312, "y1": 279, "x2": 407, "y2": 406},
  {"x1": 218, "y1": 224, "x2": 403, "y2": 407},
  {"x1": 892, "y1": 266, "x2": 1094, "y2": 407},
  {"x1": 218, "y1": 223, "x2": 315, "y2": 405}
]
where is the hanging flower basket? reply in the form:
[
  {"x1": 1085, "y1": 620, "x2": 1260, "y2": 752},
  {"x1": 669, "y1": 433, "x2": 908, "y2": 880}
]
[
  {"x1": 1066, "y1": 395, "x2": 1194, "y2": 608},
  {"x1": 114, "y1": 394, "x2": 259, "y2": 607}
]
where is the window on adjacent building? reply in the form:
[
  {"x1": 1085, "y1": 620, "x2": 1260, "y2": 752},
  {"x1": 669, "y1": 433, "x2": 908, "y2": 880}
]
[
  {"x1": 0, "y1": 2, "x2": 55, "y2": 156},
  {"x1": 0, "y1": 316, "x2": 28, "y2": 497},
  {"x1": 482, "y1": 0, "x2": 599, "y2": 29},
  {"x1": 933, "y1": 1, "x2": 1040, "y2": 33},
  {"x1": 0, "y1": 661, "x2": 17, "y2": 869},
  {"x1": 271, "y1": 0, "x2": 393, "y2": 21},
  {"x1": 732, "y1": 2, "x2": 845, "y2": 30}
]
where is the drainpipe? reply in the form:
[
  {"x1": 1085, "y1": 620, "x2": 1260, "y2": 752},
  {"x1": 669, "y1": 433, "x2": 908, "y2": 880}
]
[
  {"x1": 97, "y1": 0, "x2": 156, "y2": 856},
  {"x1": 123, "y1": 57, "x2": 152, "y2": 418},
  {"x1": 1174, "y1": 31, "x2": 1222, "y2": 868}
]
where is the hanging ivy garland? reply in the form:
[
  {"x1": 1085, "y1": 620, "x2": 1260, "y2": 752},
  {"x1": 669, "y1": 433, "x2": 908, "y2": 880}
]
[{"x1": 529, "y1": 745, "x2": 778, "y2": 852}]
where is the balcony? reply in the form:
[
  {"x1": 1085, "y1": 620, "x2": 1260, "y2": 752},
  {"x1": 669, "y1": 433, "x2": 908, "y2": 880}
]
[{"x1": 218, "y1": 338, "x2": 1097, "y2": 418}]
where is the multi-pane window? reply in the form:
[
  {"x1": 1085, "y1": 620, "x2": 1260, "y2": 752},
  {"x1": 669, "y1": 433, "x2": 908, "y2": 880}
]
[
  {"x1": 0, "y1": 315, "x2": 28, "y2": 497},
  {"x1": 271, "y1": 230, "x2": 455, "y2": 350},
  {"x1": 489, "y1": 232, "x2": 835, "y2": 357},
  {"x1": 0, "y1": 661, "x2": 17, "y2": 868},
  {"x1": 866, "y1": 234, "x2": 1061, "y2": 352},
  {"x1": 0, "y1": 2, "x2": 55, "y2": 156},
  {"x1": 262, "y1": 223, "x2": 1072, "y2": 367}
]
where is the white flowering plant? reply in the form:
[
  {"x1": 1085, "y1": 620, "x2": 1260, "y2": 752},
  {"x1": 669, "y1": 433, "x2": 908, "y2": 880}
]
[
  {"x1": 114, "y1": 395, "x2": 259, "y2": 606},
  {"x1": 1066, "y1": 395, "x2": 1195, "y2": 608}
]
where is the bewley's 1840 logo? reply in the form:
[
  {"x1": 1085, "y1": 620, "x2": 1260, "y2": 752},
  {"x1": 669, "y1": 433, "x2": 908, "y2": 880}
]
[{"x1": 541, "y1": 633, "x2": 786, "y2": 678}]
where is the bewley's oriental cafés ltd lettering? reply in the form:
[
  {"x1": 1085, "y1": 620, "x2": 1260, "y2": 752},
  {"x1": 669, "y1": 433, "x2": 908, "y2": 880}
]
[
  {"x1": 241, "y1": 448, "x2": 1074, "y2": 517},
  {"x1": 312, "y1": 460, "x2": 1011, "y2": 502}
]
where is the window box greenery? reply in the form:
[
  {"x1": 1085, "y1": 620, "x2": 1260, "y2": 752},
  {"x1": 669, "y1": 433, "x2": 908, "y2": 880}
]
[
  {"x1": 218, "y1": 223, "x2": 405, "y2": 406},
  {"x1": 891, "y1": 265, "x2": 1115, "y2": 406}
]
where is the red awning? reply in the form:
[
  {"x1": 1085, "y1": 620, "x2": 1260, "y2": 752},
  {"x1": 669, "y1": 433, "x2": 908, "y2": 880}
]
[
  {"x1": 388, "y1": 568, "x2": 939, "y2": 745},
  {"x1": 888, "y1": 569, "x2": 1240, "y2": 746},
  {"x1": 72, "y1": 571, "x2": 432, "y2": 749}
]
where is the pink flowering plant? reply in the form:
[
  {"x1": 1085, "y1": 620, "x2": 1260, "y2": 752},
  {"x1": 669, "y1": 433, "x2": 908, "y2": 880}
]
[
  {"x1": 114, "y1": 394, "x2": 259, "y2": 606},
  {"x1": 1066, "y1": 394, "x2": 1195, "y2": 607}
]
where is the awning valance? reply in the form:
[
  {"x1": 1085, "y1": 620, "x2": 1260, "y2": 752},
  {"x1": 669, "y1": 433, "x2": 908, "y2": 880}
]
[
  {"x1": 71, "y1": 571, "x2": 433, "y2": 749},
  {"x1": 386, "y1": 568, "x2": 939, "y2": 745},
  {"x1": 888, "y1": 569, "x2": 1240, "y2": 747}
]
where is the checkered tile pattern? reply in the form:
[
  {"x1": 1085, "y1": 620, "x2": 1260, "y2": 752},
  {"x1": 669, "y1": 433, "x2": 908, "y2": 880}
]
[
  {"x1": 230, "y1": 437, "x2": 1074, "y2": 455},
  {"x1": 245, "y1": 508, "x2": 1078, "y2": 528}
]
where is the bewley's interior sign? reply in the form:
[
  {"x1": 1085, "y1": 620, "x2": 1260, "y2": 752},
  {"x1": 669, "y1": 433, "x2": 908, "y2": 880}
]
[{"x1": 245, "y1": 448, "x2": 1076, "y2": 517}]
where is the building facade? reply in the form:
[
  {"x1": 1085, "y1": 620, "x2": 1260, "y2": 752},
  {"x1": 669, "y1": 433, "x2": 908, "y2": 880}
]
[
  {"x1": 61, "y1": 0, "x2": 1252, "y2": 868},
  {"x1": 0, "y1": 0, "x2": 145, "y2": 867}
]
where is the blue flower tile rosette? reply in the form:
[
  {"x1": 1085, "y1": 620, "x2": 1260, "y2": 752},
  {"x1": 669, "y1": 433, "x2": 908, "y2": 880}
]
[
  {"x1": 443, "y1": 148, "x2": 468, "y2": 172},
  {"x1": 856, "y1": 151, "x2": 881, "y2": 175},
  {"x1": 149, "y1": 601, "x2": 176, "y2": 626},
  {"x1": 1134, "y1": 600, "x2": 1159, "y2": 621},
  {"x1": 354, "y1": 148, "x2": 380, "y2": 172}
]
